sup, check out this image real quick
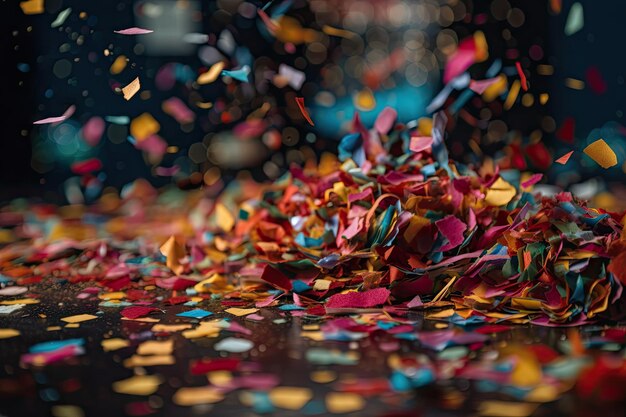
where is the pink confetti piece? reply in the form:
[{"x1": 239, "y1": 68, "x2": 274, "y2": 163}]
[
  {"x1": 443, "y1": 37, "x2": 476, "y2": 83},
  {"x1": 114, "y1": 27, "x2": 154, "y2": 35},
  {"x1": 326, "y1": 287, "x2": 390, "y2": 309},
  {"x1": 374, "y1": 107, "x2": 397, "y2": 135},
  {"x1": 409, "y1": 136, "x2": 433, "y2": 153},
  {"x1": 521, "y1": 173, "x2": 543, "y2": 188},
  {"x1": 469, "y1": 77, "x2": 500, "y2": 94},
  {"x1": 81, "y1": 116, "x2": 105, "y2": 146},
  {"x1": 555, "y1": 150, "x2": 574, "y2": 165},
  {"x1": 33, "y1": 115, "x2": 67, "y2": 125},
  {"x1": 436, "y1": 215, "x2": 468, "y2": 252}
]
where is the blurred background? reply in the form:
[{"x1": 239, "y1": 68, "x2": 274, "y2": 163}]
[{"x1": 1, "y1": 0, "x2": 625, "y2": 206}]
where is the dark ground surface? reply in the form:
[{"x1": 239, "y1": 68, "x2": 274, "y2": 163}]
[{"x1": 1, "y1": 281, "x2": 625, "y2": 417}]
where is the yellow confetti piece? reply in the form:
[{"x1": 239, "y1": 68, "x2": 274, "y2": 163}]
[
  {"x1": 300, "y1": 331, "x2": 324, "y2": 341},
  {"x1": 173, "y1": 386, "x2": 224, "y2": 406},
  {"x1": 565, "y1": 77, "x2": 585, "y2": 90},
  {"x1": 65, "y1": 323, "x2": 80, "y2": 328},
  {"x1": 51, "y1": 405, "x2": 84, "y2": 417},
  {"x1": 484, "y1": 177, "x2": 517, "y2": 207},
  {"x1": 473, "y1": 31, "x2": 489, "y2": 62},
  {"x1": 215, "y1": 203, "x2": 235, "y2": 232},
  {"x1": 477, "y1": 401, "x2": 539, "y2": 417},
  {"x1": 137, "y1": 339, "x2": 174, "y2": 356},
  {"x1": 20, "y1": 0, "x2": 44, "y2": 15},
  {"x1": 122, "y1": 77, "x2": 141, "y2": 101},
  {"x1": 504, "y1": 79, "x2": 521, "y2": 110},
  {"x1": 322, "y1": 25, "x2": 356, "y2": 39},
  {"x1": 47, "y1": 326, "x2": 62, "y2": 331},
  {"x1": 61, "y1": 314, "x2": 98, "y2": 324},
  {"x1": 0, "y1": 328, "x2": 20, "y2": 339},
  {"x1": 583, "y1": 138, "x2": 618, "y2": 168},
  {"x1": 482, "y1": 74, "x2": 508, "y2": 102},
  {"x1": 151, "y1": 324, "x2": 192, "y2": 332},
  {"x1": 121, "y1": 316, "x2": 160, "y2": 323},
  {"x1": 98, "y1": 292, "x2": 126, "y2": 300},
  {"x1": 130, "y1": 112, "x2": 160, "y2": 141},
  {"x1": 207, "y1": 371, "x2": 232, "y2": 386},
  {"x1": 101, "y1": 338, "x2": 130, "y2": 352},
  {"x1": 225, "y1": 307, "x2": 259, "y2": 317},
  {"x1": 197, "y1": 61, "x2": 225, "y2": 85},
  {"x1": 110, "y1": 55, "x2": 127, "y2": 75},
  {"x1": 269, "y1": 387, "x2": 313, "y2": 410},
  {"x1": 539, "y1": 93, "x2": 549, "y2": 105},
  {"x1": 112, "y1": 375, "x2": 163, "y2": 396},
  {"x1": 182, "y1": 322, "x2": 221, "y2": 339},
  {"x1": 354, "y1": 88, "x2": 376, "y2": 111},
  {"x1": 310, "y1": 370, "x2": 336, "y2": 384},
  {"x1": 525, "y1": 384, "x2": 561, "y2": 403},
  {"x1": 124, "y1": 354, "x2": 175, "y2": 367},
  {"x1": 326, "y1": 392, "x2": 365, "y2": 414},
  {"x1": 0, "y1": 298, "x2": 39, "y2": 305}
]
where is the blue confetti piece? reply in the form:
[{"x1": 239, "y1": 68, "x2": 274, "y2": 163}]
[
  {"x1": 30, "y1": 338, "x2": 84, "y2": 354},
  {"x1": 176, "y1": 309, "x2": 213, "y2": 319},
  {"x1": 221, "y1": 65, "x2": 251, "y2": 83}
]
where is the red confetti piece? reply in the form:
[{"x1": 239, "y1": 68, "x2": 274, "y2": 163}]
[
  {"x1": 515, "y1": 61, "x2": 528, "y2": 91},
  {"x1": 556, "y1": 117, "x2": 575, "y2": 143},
  {"x1": 120, "y1": 306, "x2": 160, "y2": 320},
  {"x1": 555, "y1": 150, "x2": 574, "y2": 165},
  {"x1": 585, "y1": 66, "x2": 607, "y2": 95},
  {"x1": 295, "y1": 97, "x2": 315, "y2": 126}
]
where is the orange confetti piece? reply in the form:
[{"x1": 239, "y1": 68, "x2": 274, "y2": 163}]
[
  {"x1": 516, "y1": 62, "x2": 528, "y2": 91},
  {"x1": 295, "y1": 97, "x2": 314, "y2": 126},
  {"x1": 122, "y1": 77, "x2": 141, "y2": 101},
  {"x1": 555, "y1": 150, "x2": 574, "y2": 165},
  {"x1": 583, "y1": 139, "x2": 618, "y2": 168}
]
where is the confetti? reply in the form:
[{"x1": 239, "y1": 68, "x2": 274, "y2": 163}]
[
  {"x1": 214, "y1": 337, "x2": 254, "y2": 353},
  {"x1": 583, "y1": 139, "x2": 618, "y2": 168},
  {"x1": 122, "y1": 77, "x2": 141, "y2": 101},
  {"x1": 114, "y1": 27, "x2": 154, "y2": 35},
  {"x1": 112, "y1": 375, "x2": 163, "y2": 396},
  {"x1": 564, "y1": 3, "x2": 584, "y2": 36},
  {"x1": 295, "y1": 97, "x2": 315, "y2": 126},
  {"x1": 555, "y1": 150, "x2": 574, "y2": 165}
]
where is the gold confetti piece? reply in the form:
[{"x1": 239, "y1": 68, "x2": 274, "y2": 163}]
[
  {"x1": 20, "y1": 0, "x2": 44, "y2": 15},
  {"x1": 215, "y1": 203, "x2": 235, "y2": 232},
  {"x1": 51, "y1": 405, "x2": 84, "y2": 417},
  {"x1": 130, "y1": 112, "x2": 160, "y2": 141},
  {"x1": 61, "y1": 314, "x2": 98, "y2": 324},
  {"x1": 525, "y1": 384, "x2": 561, "y2": 403},
  {"x1": 565, "y1": 77, "x2": 585, "y2": 90},
  {"x1": 197, "y1": 61, "x2": 225, "y2": 85},
  {"x1": 300, "y1": 331, "x2": 324, "y2": 341},
  {"x1": 477, "y1": 401, "x2": 539, "y2": 417},
  {"x1": 101, "y1": 338, "x2": 130, "y2": 352},
  {"x1": 312, "y1": 279, "x2": 331, "y2": 291},
  {"x1": 326, "y1": 392, "x2": 365, "y2": 414},
  {"x1": 537, "y1": 64, "x2": 554, "y2": 75},
  {"x1": 136, "y1": 339, "x2": 174, "y2": 356},
  {"x1": 47, "y1": 326, "x2": 61, "y2": 332},
  {"x1": 0, "y1": 298, "x2": 39, "y2": 305},
  {"x1": 124, "y1": 354, "x2": 175, "y2": 367},
  {"x1": 122, "y1": 77, "x2": 141, "y2": 101},
  {"x1": 112, "y1": 375, "x2": 163, "y2": 396},
  {"x1": 151, "y1": 324, "x2": 191, "y2": 332},
  {"x1": 98, "y1": 291, "x2": 126, "y2": 300},
  {"x1": 225, "y1": 307, "x2": 258, "y2": 317},
  {"x1": 159, "y1": 235, "x2": 186, "y2": 275},
  {"x1": 504, "y1": 80, "x2": 521, "y2": 110},
  {"x1": 65, "y1": 323, "x2": 80, "y2": 328},
  {"x1": 310, "y1": 370, "x2": 336, "y2": 384},
  {"x1": 539, "y1": 93, "x2": 549, "y2": 105},
  {"x1": 173, "y1": 386, "x2": 224, "y2": 406},
  {"x1": 583, "y1": 139, "x2": 618, "y2": 168},
  {"x1": 110, "y1": 55, "x2": 127, "y2": 75},
  {"x1": 121, "y1": 316, "x2": 160, "y2": 323},
  {"x1": 482, "y1": 74, "x2": 508, "y2": 102},
  {"x1": 207, "y1": 371, "x2": 232, "y2": 386},
  {"x1": 269, "y1": 387, "x2": 313, "y2": 410},
  {"x1": 484, "y1": 177, "x2": 517, "y2": 207},
  {"x1": 354, "y1": 88, "x2": 376, "y2": 111},
  {"x1": 195, "y1": 101, "x2": 213, "y2": 109},
  {"x1": 322, "y1": 25, "x2": 356, "y2": 39},
  {"x1": 0, "y1": 328, "x2": 20, "y2": 339},
  {"x1": 182, "y1": 322, "x2": 221, "y2": 339}
]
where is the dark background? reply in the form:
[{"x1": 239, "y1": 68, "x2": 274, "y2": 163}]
[{"x1": 1, "y1": 0, "x2": 625, "y2": 202}]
